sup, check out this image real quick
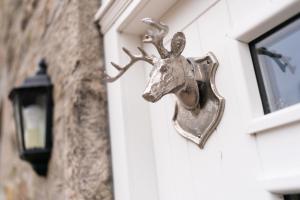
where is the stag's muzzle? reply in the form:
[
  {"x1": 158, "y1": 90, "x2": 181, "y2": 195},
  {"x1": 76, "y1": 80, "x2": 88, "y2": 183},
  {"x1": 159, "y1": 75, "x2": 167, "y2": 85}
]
[
  {"x1": 142, "y1": 92, "x2": 157, "y2": 102},
  {"x1": 142, "y1": 84, "x2": 163, "y2": 103}
]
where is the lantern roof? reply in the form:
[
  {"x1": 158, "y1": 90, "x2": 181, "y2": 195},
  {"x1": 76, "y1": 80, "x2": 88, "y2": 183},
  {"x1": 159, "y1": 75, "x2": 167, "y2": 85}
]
[{"x1": 9, "y1": 59, "x2": 52, "y2": 100}]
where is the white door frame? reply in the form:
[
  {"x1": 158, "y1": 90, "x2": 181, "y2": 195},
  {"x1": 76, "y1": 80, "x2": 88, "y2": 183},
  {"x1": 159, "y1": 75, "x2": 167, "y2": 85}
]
[{"x1": 96, "y1": 1, "x2": 179, "y2": 200}]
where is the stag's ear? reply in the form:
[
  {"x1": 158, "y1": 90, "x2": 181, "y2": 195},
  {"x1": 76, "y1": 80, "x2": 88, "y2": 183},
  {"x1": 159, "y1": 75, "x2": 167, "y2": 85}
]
[{"x1": 171, "y1": 32, "x2": 186, "y2": 57}]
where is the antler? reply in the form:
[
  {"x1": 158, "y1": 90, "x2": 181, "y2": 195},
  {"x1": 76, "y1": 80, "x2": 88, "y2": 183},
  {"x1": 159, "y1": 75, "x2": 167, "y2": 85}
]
[
  {"x1": 142, "y1": 18, "x2": 170, "y2": 58},
  {"x1": 104, "y1": 47, "x2": 155, "y2": 82}
]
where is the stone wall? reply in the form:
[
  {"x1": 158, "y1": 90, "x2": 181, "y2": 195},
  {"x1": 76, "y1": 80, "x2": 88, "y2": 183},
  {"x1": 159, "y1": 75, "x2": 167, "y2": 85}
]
[{"x1": 0, "y1": 0, "x2": 113, "y2": 199}]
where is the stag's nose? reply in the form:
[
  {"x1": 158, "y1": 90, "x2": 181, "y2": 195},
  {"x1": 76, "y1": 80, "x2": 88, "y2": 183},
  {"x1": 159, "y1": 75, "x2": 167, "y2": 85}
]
[{"x1": 142, "y1": 92, "x2": 156, "y2": 102}]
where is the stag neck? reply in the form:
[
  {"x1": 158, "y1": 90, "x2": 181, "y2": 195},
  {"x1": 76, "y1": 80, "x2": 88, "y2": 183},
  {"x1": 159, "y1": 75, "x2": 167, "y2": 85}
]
[{"x1": 175, "y1": 61, "x2": 199, "y2": 110}]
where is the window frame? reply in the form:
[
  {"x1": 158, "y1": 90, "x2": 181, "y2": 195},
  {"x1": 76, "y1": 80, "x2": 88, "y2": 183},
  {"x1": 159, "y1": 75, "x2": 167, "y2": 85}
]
[{"x1": 249, "y1": 13, "x2": 300, "y2": 114}]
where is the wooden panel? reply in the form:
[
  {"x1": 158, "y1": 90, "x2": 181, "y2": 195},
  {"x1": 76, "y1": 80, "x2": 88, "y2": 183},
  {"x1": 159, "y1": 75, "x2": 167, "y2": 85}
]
[
  {"x1": 189, "y1": 2, "x2": 268, "y2": 199},
  {"x1": 161, "y1": 0, "x2": 220, "y2": 43},
  {"x1": 144, "y1": 1, "x2": 273, "y2": 199},
  {"x1": 257, "y1": 123, "x2": 300, "y2": 177},
  {"x1": 105, "y1": 29, "x2": 159, "y2": 200}
]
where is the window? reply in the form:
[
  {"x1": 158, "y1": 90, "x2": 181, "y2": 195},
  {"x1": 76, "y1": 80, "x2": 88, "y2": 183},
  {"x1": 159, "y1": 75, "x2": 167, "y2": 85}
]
[
  {"x1": 250, "y1": 13, "x2": 300, "y2": 114},
  {"x1": 284, "y1": 194, "x2": 300, "y2": 200}
]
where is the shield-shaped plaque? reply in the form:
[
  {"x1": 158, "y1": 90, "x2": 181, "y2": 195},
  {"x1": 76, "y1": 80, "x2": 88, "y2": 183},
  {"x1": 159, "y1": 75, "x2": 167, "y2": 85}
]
[{"x1": 172, "y1": 53, "x2": 225, "y2": 148}]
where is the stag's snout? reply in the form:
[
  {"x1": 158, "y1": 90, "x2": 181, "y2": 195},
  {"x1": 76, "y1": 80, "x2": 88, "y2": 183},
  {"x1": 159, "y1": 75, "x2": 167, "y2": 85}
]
[
  {"x1": 142, "y1": 83, "x2": 162, "y2": 103},
  {"x1": 142, "y1": 92, "x2": 156, "y2": 102}
]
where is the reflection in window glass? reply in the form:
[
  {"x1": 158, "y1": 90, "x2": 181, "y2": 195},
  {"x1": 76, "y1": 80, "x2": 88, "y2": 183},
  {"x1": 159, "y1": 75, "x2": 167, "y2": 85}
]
[{"x1": 250, "y1": 14, "x2": 300, "y2": 113}]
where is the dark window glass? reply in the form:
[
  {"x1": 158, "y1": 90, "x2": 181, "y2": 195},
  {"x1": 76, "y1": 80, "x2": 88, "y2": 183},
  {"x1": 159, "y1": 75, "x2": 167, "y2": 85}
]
[
  {"x1": 284, "y1": 194, "x2": 300, "y2": 200},
  {"x1": 249, "y1": 14, "x2": 300, "y2": 113}
]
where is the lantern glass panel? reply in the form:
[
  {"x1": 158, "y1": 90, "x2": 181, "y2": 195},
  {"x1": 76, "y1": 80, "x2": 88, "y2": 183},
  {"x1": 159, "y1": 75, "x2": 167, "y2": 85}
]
[{"x1": 20, "y1": 92, "x2": 47, "y2": 149}]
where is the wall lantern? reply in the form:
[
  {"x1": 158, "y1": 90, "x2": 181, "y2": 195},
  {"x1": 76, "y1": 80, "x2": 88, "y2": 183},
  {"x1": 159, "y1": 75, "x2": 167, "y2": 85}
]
[{"x1": 9, "y1": 59, "x2": 53, "y2": 176}]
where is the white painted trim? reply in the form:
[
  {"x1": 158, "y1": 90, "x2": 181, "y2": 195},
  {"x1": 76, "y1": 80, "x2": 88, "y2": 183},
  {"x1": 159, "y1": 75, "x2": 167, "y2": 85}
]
[
  {"x1": 100, "y1": 1, "x2": 180, "y2": 200},
  {"x1": 259, "y1": 173, "x2": 300, "y2": 194},
  {"x1": 95, "y1": 0, "x2": 133, "y2": 33},
  {"x1": 94, "y1": 0, "x2": 115, "y2": 22},
  {"x1": 230, "y1": 1, "x2": 300, "y2": 42},
  {"x1": 247, "y1": 104, "x2": 300, "y2": 135},
  {"x1": 100, "y1": 1, "x2": 201, "y2": 199}
]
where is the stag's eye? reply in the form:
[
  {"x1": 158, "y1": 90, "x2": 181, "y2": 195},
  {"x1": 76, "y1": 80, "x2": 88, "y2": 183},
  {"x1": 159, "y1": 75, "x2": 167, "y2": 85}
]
[{"x1": 160, "y1": 65, "x2": 168, "y2": 73}]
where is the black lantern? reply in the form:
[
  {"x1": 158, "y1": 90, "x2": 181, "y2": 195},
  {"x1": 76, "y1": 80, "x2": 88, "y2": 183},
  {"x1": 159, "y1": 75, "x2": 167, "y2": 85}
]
[{"x1": 9, "y1": 59, "x2": 53, "y2": 176}]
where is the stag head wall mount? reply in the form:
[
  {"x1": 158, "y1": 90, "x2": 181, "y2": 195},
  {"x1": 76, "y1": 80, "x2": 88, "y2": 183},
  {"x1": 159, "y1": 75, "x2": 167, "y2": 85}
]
[{"x1": 104, "y1": 18, "x2": 225, "y2": 148}]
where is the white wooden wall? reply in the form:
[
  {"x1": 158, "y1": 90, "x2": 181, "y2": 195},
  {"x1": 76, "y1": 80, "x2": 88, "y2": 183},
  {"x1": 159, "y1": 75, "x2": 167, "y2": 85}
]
[{"x1": 97, "y1": 0, "x2": 300, "y2": 200}]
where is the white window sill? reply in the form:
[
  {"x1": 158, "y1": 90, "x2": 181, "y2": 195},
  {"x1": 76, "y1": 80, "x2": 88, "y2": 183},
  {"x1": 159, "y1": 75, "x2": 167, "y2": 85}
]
[
  {"x1": 259, "y1": 173, "x2": 300, "y2": 194},
  {"x1": 247, "y1": 103, "x2": 300, "y2": 135}
]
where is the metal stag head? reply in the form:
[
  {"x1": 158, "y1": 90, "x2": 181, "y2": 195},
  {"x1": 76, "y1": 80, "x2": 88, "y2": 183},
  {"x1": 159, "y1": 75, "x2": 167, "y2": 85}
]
[
  {"x1": 104, "y1": 17, "x2": 225, "y2": 149},
  {"x1": 104, "y1": 18, "x2": 190, "y2": 103}
]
